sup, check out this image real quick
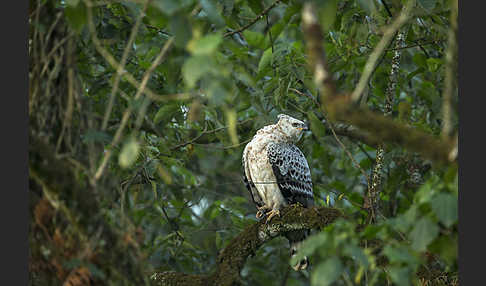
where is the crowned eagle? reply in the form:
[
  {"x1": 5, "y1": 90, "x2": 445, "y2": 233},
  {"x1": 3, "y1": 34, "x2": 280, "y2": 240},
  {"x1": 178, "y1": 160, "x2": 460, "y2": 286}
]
[{"x1": 242, "y1": 114, "x2": 314, "y2": 271}]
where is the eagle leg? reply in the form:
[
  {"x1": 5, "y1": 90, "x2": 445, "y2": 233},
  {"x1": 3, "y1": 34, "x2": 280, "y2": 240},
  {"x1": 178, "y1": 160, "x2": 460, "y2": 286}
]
[
  {"x1": 265, "y1": 209, "x2": 280, "y2": 224},
  {"x1": 256, "y1": 205, "x2": 270, "y2": 219}
]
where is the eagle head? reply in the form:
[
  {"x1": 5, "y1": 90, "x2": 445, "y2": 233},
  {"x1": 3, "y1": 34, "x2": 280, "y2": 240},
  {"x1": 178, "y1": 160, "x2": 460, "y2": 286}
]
[{"x1": 276, "y1": 114, "x2": 308, "y2": 142}]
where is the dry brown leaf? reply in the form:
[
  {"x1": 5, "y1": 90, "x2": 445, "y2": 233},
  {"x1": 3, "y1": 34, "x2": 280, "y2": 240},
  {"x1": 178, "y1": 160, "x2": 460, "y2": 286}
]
[
  {"x1": 63, "y1": 267, "x2": 92, "y2": 286},
  {"x1": 34, "y1": 198, "x2": 54, "y2": 227}
]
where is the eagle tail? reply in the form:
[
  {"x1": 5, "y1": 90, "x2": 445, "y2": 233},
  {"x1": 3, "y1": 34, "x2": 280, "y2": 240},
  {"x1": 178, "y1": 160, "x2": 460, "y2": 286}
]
[
  {"x1": 290, "y1": 240, "x2": 309, "y2": 271},
  {"x1": 285, "y1": 230, "x2": 310, "y2": 271}
]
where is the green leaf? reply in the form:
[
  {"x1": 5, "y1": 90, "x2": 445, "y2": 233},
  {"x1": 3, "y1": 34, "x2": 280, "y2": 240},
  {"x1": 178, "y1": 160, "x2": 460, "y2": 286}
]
[
  {"x1": 146, "y1": 5, "x2": 168, "y2": 28},
  {"x1": 406, "y1": 67, "x2": 425, "y2": 82},
  {"x1": 266, "y1": 4, "x2": 300, "y2": 44},
  {"x1": 383, "y1": 245, "x2": 418, "y2": 265},
  {"x1": 169, "y1": 13, "x2": 192, "y2": 48},
  {"x1": 418, "y1": 81, "x2": 438, "y2": 102},
  {"x1": 258, "y1": 47, "x2": 273, "y2": 74},
  {"x1": 81, "y1": 130, "x2": 111, "y2": 144},
  {"x1": 187, "y1": 33, "x2": 223, "y2": 55},
  {"x1": 152, "y1": 0, "x2": 193, "y2": 15},
  {"x1": 430, "y1": 193, "x2": 457, "y2": 227},
  {"x1": 182, "y1": 56, "x2": 213, "y2": 88},
  {"x1": 153, "y1": 104, "x2": 179, "y2": 124},
  {"x1": 357, "y1": 0, "x2": 377, "y2": 14},
  {"x1": 156, "y1": 163, "x2": 173, "y2": 184},
  {"x1": 319, "y1": 0, "x2": 338, "y2": 31},
  {"x1": 428, "y1": 235, "x2": 457, "y2": 266},
  {"x1": 65, "y1": 2, "x2": 87, "y2": 33},
  {"x1": 412, "y1": 53, "x2": 427, "y2": 69},
  {"x1": 388, "y1": 266, "x2": 411, "y2": 286},
  {"x1": 418, "y1": 0, "x2": 436, "y2": 12},
  {"x1": 343, "y1": 245, "x2": 369, "y2": 268},
  {"x1": 397, "y1": 205, "x2": 418, "y2": 232},
  {"x1": 292, "y1": 232, "x2": 328, "y2": 264},
  {"x1": 362, "y1": 224, "x2": 381, "y2": 239},
  {"x1": 119, "y1": 139, "x2": 140, "y2": 168},
  {"x1": 200, "y1": 0, "x2": 225, "y2": 27},
  {"x1": 206, "y1": 81, "x2": 227, "y2": 106},
  {"x1": 311, "y1": 256, "x2": 343, "y2": 286},
  {"x1": 307, "y1": 112, "x2": 326, "y2": 138},
  {"x1": 409, "y1": 217, "x2": 439, "y2": 252},
  {"x1": 426, "y1": 58, "x2": 442, "y2": 72},
  {"x1": 247, "y1": 0, "x2": 263, "y2": 14},
  {"x1": 242, "y1": 30, "x2": 265, "y2": 49},
  {"x1": 414, "y1": 176, "x2": 438, "y2": 204}
]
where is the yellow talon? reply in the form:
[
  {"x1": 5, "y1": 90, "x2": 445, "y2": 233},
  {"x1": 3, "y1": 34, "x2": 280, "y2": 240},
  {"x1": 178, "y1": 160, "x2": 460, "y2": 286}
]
[
  {"x1": 256, "y1": 210, "x2": 265, "y2": 218},
  {"x1": 265, "y1": 209, "x2": 280, "y2": 224}
]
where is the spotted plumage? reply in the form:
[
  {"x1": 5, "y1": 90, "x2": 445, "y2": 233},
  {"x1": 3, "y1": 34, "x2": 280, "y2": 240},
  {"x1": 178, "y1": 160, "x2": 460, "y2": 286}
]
[
  {"x1": 267, "y1": 143, "x2": 314, "y2": 206},
  {"x1": 242, "y1": 114, "x2": 314, "y2": 271}
]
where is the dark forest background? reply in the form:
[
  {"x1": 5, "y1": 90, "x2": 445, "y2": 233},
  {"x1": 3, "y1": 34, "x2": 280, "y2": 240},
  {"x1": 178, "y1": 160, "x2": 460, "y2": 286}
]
[{"x1": 28, "y1": 0, "x2": 458, "y2": 285}]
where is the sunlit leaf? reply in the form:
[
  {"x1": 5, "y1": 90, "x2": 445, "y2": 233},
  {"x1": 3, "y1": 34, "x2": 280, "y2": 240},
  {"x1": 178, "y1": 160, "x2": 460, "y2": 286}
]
[
  {"x1": 225, "y1": 109, "x2": 239, "y2": 145},
  {"x1": 187, "y1": 33, "x2": 223, "y2": 55},
  {"x1": 119, "y1": 139, "x2": 140, "y2": 168}
]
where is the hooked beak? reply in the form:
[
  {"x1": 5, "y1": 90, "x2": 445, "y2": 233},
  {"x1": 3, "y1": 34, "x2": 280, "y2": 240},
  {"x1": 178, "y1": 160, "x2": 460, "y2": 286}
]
[{"x1": 299, "y1": 125, "x2": 309, "y2": 131}]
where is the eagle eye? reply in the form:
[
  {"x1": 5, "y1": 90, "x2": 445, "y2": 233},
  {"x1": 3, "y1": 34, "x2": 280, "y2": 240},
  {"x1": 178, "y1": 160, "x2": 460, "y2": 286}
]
[{"x1": 292, "y1": 122, "x2": 299, "y2": 127}]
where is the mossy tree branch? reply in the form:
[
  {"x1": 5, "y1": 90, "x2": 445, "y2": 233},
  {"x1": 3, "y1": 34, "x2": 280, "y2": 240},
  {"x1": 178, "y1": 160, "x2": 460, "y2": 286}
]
[{"x1": 151, "y1": 205, "x2": 343, "y2": 286}]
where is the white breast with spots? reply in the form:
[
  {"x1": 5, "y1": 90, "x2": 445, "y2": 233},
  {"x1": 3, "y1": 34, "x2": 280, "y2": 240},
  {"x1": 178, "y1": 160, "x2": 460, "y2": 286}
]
[{"x1": 243, "y1": 125, "x2": 287, "y2": 210}]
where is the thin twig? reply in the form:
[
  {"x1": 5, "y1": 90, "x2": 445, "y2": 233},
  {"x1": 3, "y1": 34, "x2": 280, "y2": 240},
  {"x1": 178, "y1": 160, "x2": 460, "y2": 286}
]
[
  {"x1": 94, "y1": 37, "x2": 174, "y2": 181},
  {"x1": 170, "y1": 120, "x2": 252, "y2": 150},
  {"x1": 171, "y1": 123, "x2": 209, "y2": 151},
  {"x1": 289, "y1": 87, "x2": 319, "y2": 106},
  {"x1": 84, "y1": 0, "x2": 167, "y2": 102},
  {"x1": 40, "y1": 34, "x2": 74, "y2": 77},
  {"x1": 193, "y1": 138, "x2": 252, "y2": 150},
  {"x1": 224, "y1": 0, "x2": 281, "y2": 38}
]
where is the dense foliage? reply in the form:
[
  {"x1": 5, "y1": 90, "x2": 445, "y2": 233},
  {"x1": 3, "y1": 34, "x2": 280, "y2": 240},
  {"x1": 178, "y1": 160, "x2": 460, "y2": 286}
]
[{"x1": 29, "y1": 0, "x2": 458, "y2": 285}]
